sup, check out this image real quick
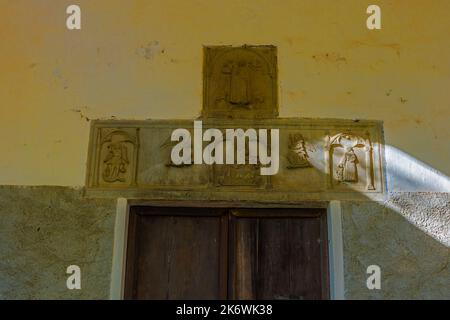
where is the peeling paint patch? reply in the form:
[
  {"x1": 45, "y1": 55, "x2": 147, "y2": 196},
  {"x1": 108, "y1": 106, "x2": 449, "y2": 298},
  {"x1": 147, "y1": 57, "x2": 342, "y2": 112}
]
[
  {"x1": 351, "y1": 40, "x2": 401, "y2": 56},
  {"x1": 312, "y1": 52, "x2": 347, "y2": 65},
  {"x1": 387, "y1": 116, "x2": 425, "y2": 127},
  {"x1": 52, "y1": 68, "x2": 69, "y2": 90},
  {"x1": 286, "y1": 90, "x2": 306, "y2": 101},
  {"x1": 68, "y1": 108, "x2": 90, "y2": 122},
  {"x1": 136, "y1": 41, "x2": 165, "y2": 60},
  {"x1": 52, "y1": 68, "x2": 62, "y2": 79}
]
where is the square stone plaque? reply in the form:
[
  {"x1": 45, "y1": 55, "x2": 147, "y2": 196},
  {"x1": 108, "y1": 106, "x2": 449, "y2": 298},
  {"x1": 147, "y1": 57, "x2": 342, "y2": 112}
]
[{"x1": 203, "y1": 45, "x2": 278, "y2": 119}]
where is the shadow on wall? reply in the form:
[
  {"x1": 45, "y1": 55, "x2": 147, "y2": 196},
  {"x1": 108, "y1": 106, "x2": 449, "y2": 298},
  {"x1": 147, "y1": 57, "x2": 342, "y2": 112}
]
[
  {"x1": 342, "y1": 195, "x2": 449, "y2": 299},
  {"x1": 327, "y1": 145, "x2": 449, "y2": 299}
]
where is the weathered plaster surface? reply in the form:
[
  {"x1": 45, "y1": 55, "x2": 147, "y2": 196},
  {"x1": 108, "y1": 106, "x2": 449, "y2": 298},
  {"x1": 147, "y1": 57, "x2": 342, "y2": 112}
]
[
  {"x1": 342, "y1": 192, "x2": 450, "y2": 299},
  {"x1": 1, "y1": 1, "x2": 450, "y2": 186},
  {"x1": 0, "y1": 186, "x2": 116, "y2": 299},
  {"x1": 0, "y1": 186, "x2": 448, "y2": 299}
]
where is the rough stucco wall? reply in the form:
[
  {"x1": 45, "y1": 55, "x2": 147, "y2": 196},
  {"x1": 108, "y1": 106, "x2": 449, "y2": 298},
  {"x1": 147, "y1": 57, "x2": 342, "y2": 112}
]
[
  {"x1": 0, "y1": 186, "x2": 116, "y2": 299},
  {"x1": 342, "y1": 193, "x2": 450, "y2": 299},
  {"x1": 1, "y1": 186, "x2": 447, "y2": 299}
]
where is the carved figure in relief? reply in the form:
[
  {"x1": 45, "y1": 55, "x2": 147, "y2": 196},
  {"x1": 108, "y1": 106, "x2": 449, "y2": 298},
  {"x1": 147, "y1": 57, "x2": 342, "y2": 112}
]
[
  {"x1": 286, "y1": 134, "x2": 312, "y2": 169},
  {"x1": 220, "y1": 59, "x2": 263, "y2": 108},
  {"x1": 327, "y1": 132, "x2": 375, "y2": 190},
  {"x1": 222, "y1": 60, "x2": 250, "y2": 106},
  {"x1": 102, "y1": 142, "x2": 129, "y2": 182},
  {"x1": 216, "y1": 164, "x2": 260, "y2": 187},
  {"x1": 336, "y1": 147, "x2": 358, "y2": 182}
]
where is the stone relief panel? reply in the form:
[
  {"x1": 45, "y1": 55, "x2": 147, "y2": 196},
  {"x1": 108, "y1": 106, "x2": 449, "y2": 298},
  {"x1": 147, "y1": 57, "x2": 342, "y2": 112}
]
[
  {"x1": 203, "y1": 45, "x2": 278, "y2": 118},
  {"x1": 86, "y1": 119, "x2": 385, "y2": 200},
  {"x1": 325, "y1": 132, "x2": 376, "y2": 191},
  {"x1": 160, "y1": 135, "x2": 193, "y2": 168},
  {"x1": 212, "y1": 136, "x2": 270, "y2": 189},
  {"x1": 286, "y1": 133, "x2": 312, "y2": 169},
  {"x1": 213, "y1": 165, "x2": 266, "y2": 188},
  {"x1": 136, "y1": 127, "x2": 210, "y2": 188},
  {"x1": 270, "y1": 130, "x2": 325, "y2": 193},
  {"x1": 89, "y1": 128, "x2": 139, "y2": 187}
]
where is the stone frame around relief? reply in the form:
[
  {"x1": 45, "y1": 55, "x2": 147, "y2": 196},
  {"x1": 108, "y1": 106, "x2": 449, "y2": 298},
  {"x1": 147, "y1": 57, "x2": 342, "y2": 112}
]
[
  {"x1": 86, "y1": 126, "x2": 140, "y2": 188},
  {"x1": 324, "y1": 130, "x2": 381, "y2": 193}
]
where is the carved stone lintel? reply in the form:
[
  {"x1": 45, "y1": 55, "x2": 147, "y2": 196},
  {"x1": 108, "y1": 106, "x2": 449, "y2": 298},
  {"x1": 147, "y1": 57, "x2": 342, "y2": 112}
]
[
  {"x1": 160, "y1": 136, "x2": 193, "y2": 168},
  {"x1": 213, "y1": 164, "x2": 266, "y2": 188},
  {"x1": 86, "y1": 119, "x2": 384, "y2": 198}
]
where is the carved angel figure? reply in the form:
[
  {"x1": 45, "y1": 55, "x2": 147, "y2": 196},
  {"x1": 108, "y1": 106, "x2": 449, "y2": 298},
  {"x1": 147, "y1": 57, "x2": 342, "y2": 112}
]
[
  {"x1": 336, "y1": 147, "x2": 358, "y2": 182},
  {"x1": 102, "y1": 142, "x2": 129, "y2": 182},
  {"x1": 286, "y1": 134, "x2": 311, "y2": 169}
]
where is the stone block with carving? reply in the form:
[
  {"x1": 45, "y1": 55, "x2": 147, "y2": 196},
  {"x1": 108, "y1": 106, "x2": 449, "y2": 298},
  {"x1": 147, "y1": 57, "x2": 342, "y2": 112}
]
[
  {"x1": 203, "y1": 45, "x2": 278, "y2": 119},
  {"x1": 86, "y1": 119, "x2": 385, "y2": 201}
]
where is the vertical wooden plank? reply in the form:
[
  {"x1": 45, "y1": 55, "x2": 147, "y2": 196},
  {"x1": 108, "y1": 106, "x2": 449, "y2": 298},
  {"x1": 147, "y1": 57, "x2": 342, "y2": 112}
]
[
  {"x1": 257, "y1": 218, "x2": 291, "y2": 299},
  {"x1": 123, "y1": 207, "x2": 138, "y2": 299},
  {"x1": 227, "y1": 214, "x2": 236, "y2": 299},
  {"x1": 219, "y1": 213, "x2": 229, "y2": 299},
  {"x1": 320, "y1": 212, "x2": 330, "y2": 299},
  {"x1": 233, "y1": 218, "x2": 258, "y2": 299},
  {"x1": 288, "y1": 216, "x2": 323, "y2": 299}
]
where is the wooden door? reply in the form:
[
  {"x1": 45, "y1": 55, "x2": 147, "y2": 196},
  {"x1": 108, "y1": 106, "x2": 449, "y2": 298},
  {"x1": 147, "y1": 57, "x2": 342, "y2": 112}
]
[{"x1": 124, "y1": 207, "x2": 329, "y2": 300}]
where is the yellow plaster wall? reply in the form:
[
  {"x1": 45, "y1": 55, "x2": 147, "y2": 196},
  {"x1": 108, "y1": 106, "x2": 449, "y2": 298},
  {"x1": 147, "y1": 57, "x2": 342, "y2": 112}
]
[{"x1": 0, "y1": 0, "x2": 449, "y2": 186}]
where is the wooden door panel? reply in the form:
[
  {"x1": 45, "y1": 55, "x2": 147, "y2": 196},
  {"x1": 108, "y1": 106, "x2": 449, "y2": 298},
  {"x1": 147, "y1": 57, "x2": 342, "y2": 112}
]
[
  {"x1": 124, "y1": 207, "x2": 226, "y2": 299},
  {"x1": 231, "y1": 209, "x2": 329, "y2": 300}
]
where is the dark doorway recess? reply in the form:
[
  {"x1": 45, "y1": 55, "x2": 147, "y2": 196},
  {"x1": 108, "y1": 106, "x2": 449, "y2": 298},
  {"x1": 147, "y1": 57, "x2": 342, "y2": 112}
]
[{"x1": 124, "y1": 206, "x2": 329, "y2": 300}]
